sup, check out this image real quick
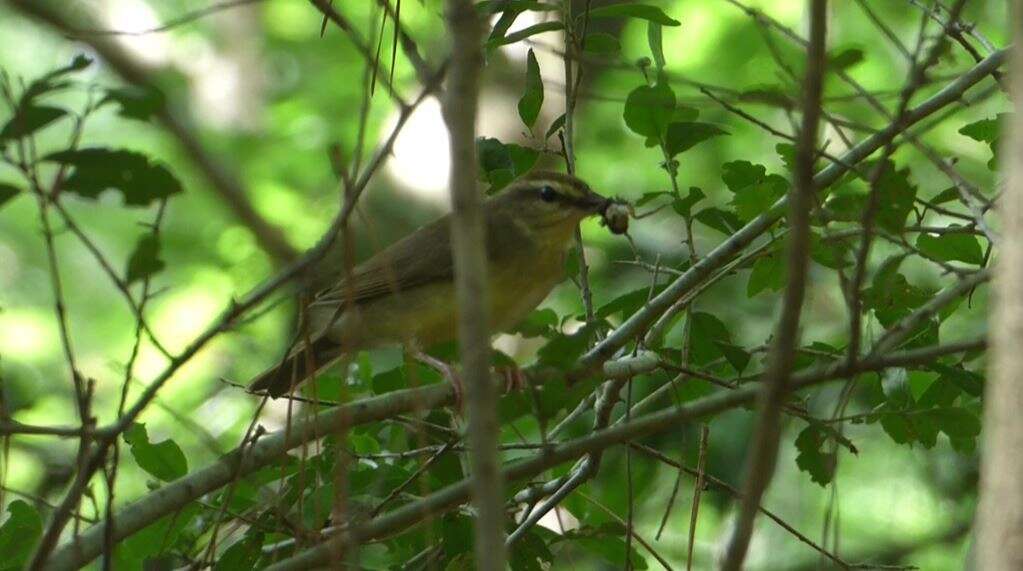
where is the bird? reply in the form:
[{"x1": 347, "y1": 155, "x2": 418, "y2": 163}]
[{"x1": 248, "y1": 170, "x2": 615, "y2": 398}]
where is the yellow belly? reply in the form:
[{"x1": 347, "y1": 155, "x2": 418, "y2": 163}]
[{"x1": 324, "y1": 249, "x2": 566, "y2": 351}]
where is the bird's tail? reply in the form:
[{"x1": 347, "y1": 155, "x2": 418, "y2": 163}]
[{"x1": 248, "y1": 336, "x2": 342, "y2": 397}]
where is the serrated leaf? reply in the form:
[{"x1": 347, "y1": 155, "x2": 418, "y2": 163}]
[
  {"x1": 747, "y1": 252, "x2": 785, "y2": 297},
  {"x1": 732, "y1": 174, "x2": 787, "y2": 222},
  {"x1": 100, "y1": 86, "x2": 165, "y2": 122},
  {"x1": 0, "y1": 501, "x2": 42, "y2": 570},
  {"x1": 663, "y1": 121, "x2": 728, "y2": 158},
  {"x1": 123, "y1": 423, "x2": 188, "y2": 481},
  {"x1": 518, "y1": 50, "x2": 544, "y2": 128},
  {"x1": 623, "y1": 82, "x2": 675, "y2": 139},
  {"x1": 715, "y1": 341, "x2": 750, "y2": 373},
  {"x1": 959, "y1": 114, "x2": 1011, "y2": 171},
  {"x1": 586, "y1": 3, "x2": 680, "y2": 26},
  {"x1": 931, "y1": 407, "x2": 981, "y2": 439},
  {"x1": 477, "y1": 137, "x2": 537, "y2": 192},
  {"x1": 862, "y1": 160, "x2": 917, "y2": 233},
  {"x1": 44, "y1": 148, "x2": 183, "y2": 206},
  {"x1": 0, "y1": 105, "x2": 67, "y2": 141},
  {"x1": 776, "y1": 142, "x2": 796, "y2": 171},
  {"x1": 795, "y1": 425, "x2": 836, "y2": 486},
  {"x1": 721, "y1": 160, "x2": 767, "y2": 193},
  {"x1": 126, "y1": 235, "x2": 164, "y2": 284},
  {"x1": 694, "y1": 207, "x2": 743, "y2": 235},
  {"x1": 0, "y1": 182, "x2": 20, "y2": 209},
  {"x1": 688, "y1": 312, "x2": 732, "y2": 366},
  {"x1": 487, "y1": 21, "x2": 563, "y2": 48},
  {"x1": 915, "y1": 230, "x2": 983, "y2": 265}
]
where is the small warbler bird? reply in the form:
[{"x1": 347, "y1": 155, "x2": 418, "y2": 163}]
[{"x1": 249, "y1": 171, "x2": 615, "y2": 397}]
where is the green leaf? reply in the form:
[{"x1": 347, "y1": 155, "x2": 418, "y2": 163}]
[
  {"x1": 126, "y1": 235, "x2": 165, "y2": 284},
  {"x1": 123, "y1": 423, "x2": 188, "y2": 481},
  {"x1": 864, "y1": 160, "x2": 917, "y2": 233},
  {"x1": 545, "y1": 113, "x2": 566, "y2": 140},
  {"x1": 582, "y1": 32, "x2": 620, "y2": 55},
  {"x1": 0, "y1": 501, "x2": 42, "y2": 570},
  {"x1": 915, "y1": 230, "x2": 984, "y2": 265},
  {"x1": 776, "y1": 143, "x2": 796, "y2": 171},
  {"x1": 511, "y1": 308, "x2": 559, "y2": 337},
  {"x1": 721, "y1": 160, "x2": 767, "y2": 193},
  {"x1": 672, "y1": 186, "x2": 705, "y2": 217},
  {"x1": 828, "y1": 47, "x2": 865, "y2": 71},
  {"x1": 477, "y1": 138, "x2": 538, "y2": 192},
  {"x1": 824, "y1": 190, "x2": 865, "y2": 222},
  {"x1": 930, "y1": 186, "x2": 961, "y2": 205},
  {"x1": 487, "y1": 21, "x2": 563, "y2": 48},
  {"x1": 715, "y1": 341, "x2": 750, "y2": 373},
  {"x1": 694, "y1": 207, "x2": 743, "y2": 235},
  {"x1": 907, "y1": 371, "x2": 939, "y2": 402},
  {"x1": 663, "y1": 121, "x2": 728, "y2": 158},
  {"x1": 930, "y1": 407, "x2": 981, "y2": 440},
  {"x1": 732, "y1": 174, "x2": 787, "y2": 222},
  {"x1": 647, "y1": 21, "x2": 665, "y2": 69},
  {"x1": 43, "y1": 148, "x2": 183, "y2": 206},
  {"x1": 747, "y1": 252, "x2": 785, "y2": 297},
  {"x1": 214, "y1": 535, "x2": 263, "y2": 571},
  {"x1": 795, "y1": 425, "x2": 837, "y2": 486},
  {"x1": 635, "y1": 190, "x2": 671, "y2": 208},
  {"x1": 100, "y1": 86, "x2": 165, "y2": 122},
  {"x1": 518, "y1": 50, "x2": 544, "y2": 128},
  {"x1": 477, "y1": 1, "x2": 559, "y2": 13},
  {"x1": 19, "y1": 54, "x2": 91, "y2": 105},
  {"x1": 688, "y1": 312, "x2": 732, "y2": 366},
  {"x1": 538, "y1": 324, "x2": 597, "y2": 370},
  {"x1": 959, "y1": 114, "x2": 1010, "y2": 171},
  {"x1": 596, "y1": 284, "x2": 668, "y2": 320},
  {"x1": 510, "y1": 529, "x2": 555, "y2": 571},
  {"x1": 864, "y1": 272, "x2": 930, "y2": 328},
  {"x1": 0, "y1": 182, "x2": 20, "y2": 209},
  {"x1": 0, "y1": 105, "x2": 67, "y2": 141},
  {"x1": 623, "y1": 82, "x2": 675, "y2": 139},
  {"x1": 586, "y1": 3, "x2": 681, "y2": 26}
]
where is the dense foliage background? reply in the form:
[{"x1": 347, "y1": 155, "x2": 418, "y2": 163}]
[{"x1": 0, "y1": 0, "x2": 1011, "y2": 569}]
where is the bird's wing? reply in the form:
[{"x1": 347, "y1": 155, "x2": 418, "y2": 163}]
[
  {"x1": 312, "y1": 216, "x2": 455, "y2": 307},
  {"x1": 311, "y1": 206, "x2": 534, "y2": 308}
]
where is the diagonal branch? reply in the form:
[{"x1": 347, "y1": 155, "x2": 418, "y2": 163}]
[{"x1": 263, "y1": 339, "x2": 986, "y2": 570}]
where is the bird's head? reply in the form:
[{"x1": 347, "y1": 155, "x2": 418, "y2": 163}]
[{"x1": 487, "y1": 171, "x2": 612, "y2": 236}]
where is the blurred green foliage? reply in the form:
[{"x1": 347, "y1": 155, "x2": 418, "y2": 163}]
[{"x1": 0, "y1": 0, "x2": 1009, "y2": 569}]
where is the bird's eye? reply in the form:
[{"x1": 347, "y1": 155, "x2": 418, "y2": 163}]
[{"x1": 539, "y1": 185, "x2": 557, "y2": 202}]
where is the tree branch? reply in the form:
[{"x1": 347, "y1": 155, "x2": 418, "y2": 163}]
[
  {"x1": 721, "y1": 2, "x2": 825, "y2": 567},
  {"x1": 263, "y1": 338, "x2": 986, "y2": 570},
  {"x1": 440, "y1": 0, "x2": 505, "y2": 568},
  {"x1": 571, "y1": 47, "x2": 1007, "y2": 379},
  {"x1": 976, "y1": 8, "x2": 1023, "y2": 567}
]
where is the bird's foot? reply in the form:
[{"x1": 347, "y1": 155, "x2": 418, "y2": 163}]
[
  {"x1": 412, "y1": 350, "x2": 463, "y2": 411},
  {"x1": 496, "y1": 364, "x2": 527, "y2": 394}
]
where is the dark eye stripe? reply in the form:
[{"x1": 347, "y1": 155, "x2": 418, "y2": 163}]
[{"x1": 539, "y1": 185, "x2": 558, "y2": 202}]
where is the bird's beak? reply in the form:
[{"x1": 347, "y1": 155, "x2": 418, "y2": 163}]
[{"x1": 575, "y1": 192, "x2": 613, "y2": 215}]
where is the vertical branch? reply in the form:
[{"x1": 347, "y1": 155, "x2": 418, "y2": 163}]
[
  {"x1": 976, "y1": 5, "x2": 1023, "y2": 568},
  {"x1": 441, "y1": 1, "x2": 505, "y2": 569},
  {"x1": 720, "y1": 1, "x2": 826, "y2": 569}
]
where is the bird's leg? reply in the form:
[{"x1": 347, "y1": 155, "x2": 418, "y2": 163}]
[
  {"x1": 410, "y1": 348, "x2": 463, "y2": 410},
  {"x1": 496, "y1": 364, "x2": 527, "y2": 393}
]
